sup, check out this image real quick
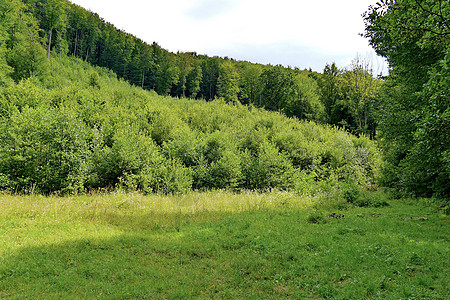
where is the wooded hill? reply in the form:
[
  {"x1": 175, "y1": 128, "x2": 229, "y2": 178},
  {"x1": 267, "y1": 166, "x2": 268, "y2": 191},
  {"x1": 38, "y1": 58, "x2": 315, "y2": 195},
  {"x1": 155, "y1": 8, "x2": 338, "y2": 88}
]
[
  {"x1": 4, "y1": 0, "x2": 382, "y2": 136},
  {"x1": 0, "y1": 0, "x2": 382, "y2": 195}
]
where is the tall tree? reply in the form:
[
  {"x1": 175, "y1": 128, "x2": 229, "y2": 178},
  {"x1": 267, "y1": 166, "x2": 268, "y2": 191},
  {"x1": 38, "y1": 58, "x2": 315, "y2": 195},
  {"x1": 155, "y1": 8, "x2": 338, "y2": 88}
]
[
  {"x1": 342, "y1": 56, "x2": 381, "y2": 136},
  {"x1": 364, "y1": 0, "x2": 449, "y2": 197},
  {"x1": 293, "y1": 72, "x2": 324, "y2": 121},
  {"x1": 177, "y1": 52, "x2": 195, "y2": 97},
  {"x1": 0, "y1": 0, "x2": 15, "y2": 82},
  {"x1": 200, "y1": 57, "x2": 220, "y2": 100},
  {"x1": 42, "y1": 0, "x2": 67, "y2": 59},
  {"x1": 238, "y1": 62, "x2": 263, "y2": 105},
  {"x1": 217, "y1": 60, "x2": 240, "y2": 103},
  {"x1": 4, "y1": 0, "x2": 47, "y2": 82},
  {"x1": 259, "y1": 66, "x2": 297, "y2": 112},
  {"x1": 186, "y1": 65, "x2": 202, "y2": 99},
  {"x1": 317, "y1": 63, "x2": 344, "y2": 125}
]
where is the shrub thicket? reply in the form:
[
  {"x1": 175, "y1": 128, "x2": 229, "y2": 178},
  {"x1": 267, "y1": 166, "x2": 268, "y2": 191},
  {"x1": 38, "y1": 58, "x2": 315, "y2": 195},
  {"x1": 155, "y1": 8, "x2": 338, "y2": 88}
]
[{"x1": 0, "y1": 56, "x2": 382, "y2": 194}]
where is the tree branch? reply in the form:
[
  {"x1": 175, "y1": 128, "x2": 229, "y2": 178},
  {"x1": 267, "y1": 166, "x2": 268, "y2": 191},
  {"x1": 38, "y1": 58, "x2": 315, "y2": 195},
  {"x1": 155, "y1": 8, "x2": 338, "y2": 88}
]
[{"x1": 413, "y1": 0, "x2": 448, "y2": 24}]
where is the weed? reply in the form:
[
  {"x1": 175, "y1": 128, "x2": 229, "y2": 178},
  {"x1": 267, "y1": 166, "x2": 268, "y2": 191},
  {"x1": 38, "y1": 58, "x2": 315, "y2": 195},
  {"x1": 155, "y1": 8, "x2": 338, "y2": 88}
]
[{"x1": 306, "y1": 211, "x2": 328, "y2": 224}]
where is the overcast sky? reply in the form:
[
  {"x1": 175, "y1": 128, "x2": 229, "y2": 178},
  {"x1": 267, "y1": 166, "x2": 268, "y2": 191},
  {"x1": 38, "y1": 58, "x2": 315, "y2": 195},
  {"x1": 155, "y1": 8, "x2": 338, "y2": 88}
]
[{"x1": 69, "y1": 0, "x2": 387, "y2": 73}]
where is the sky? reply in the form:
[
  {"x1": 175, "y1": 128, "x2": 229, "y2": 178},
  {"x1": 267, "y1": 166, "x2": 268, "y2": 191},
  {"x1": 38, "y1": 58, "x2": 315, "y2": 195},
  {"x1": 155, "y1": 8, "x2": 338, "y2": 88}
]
[{"x1": 69, "y1": 0, "x2": 387, "y2": 73}]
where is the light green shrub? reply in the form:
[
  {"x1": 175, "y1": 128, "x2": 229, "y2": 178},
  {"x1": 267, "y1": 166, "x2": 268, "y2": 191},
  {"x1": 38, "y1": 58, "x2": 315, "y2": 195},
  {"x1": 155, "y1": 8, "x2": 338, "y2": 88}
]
[{"x1": 0, "y1": 106, "x2": 91, "y2": 194}]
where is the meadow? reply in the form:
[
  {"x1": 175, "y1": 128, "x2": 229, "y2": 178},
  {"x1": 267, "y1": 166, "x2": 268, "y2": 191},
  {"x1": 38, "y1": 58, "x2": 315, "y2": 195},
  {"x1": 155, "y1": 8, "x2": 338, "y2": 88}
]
[{"x1": 1, "y1": 191, "x2": 448, "y2": 299}]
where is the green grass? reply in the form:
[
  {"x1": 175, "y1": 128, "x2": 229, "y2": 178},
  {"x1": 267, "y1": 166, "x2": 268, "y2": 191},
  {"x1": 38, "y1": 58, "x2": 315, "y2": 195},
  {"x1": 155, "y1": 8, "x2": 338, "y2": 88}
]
[{"x1": 0, "y1": 191, "x2": 448, "y2": 299}]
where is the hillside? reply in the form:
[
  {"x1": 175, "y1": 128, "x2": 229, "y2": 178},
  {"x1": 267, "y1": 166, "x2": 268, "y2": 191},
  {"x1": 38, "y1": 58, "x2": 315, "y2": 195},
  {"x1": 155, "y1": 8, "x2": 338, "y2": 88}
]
[
  {"x1": 0, "y1": 1, "x2": 448, "y2": 298},
  {"x1": 2, "y1": 0, "x2": 383, "y2": 137},
  {"x1": 0, "y1": 54, "x2": 381, "y2": 195}
]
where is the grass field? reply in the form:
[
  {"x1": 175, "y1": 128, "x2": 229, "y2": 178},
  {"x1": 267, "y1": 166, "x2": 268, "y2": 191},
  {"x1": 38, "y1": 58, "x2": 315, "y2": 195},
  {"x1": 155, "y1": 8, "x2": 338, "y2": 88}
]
[{"x1": 0, "y1": 191, "x2": 448, "y2": 299}]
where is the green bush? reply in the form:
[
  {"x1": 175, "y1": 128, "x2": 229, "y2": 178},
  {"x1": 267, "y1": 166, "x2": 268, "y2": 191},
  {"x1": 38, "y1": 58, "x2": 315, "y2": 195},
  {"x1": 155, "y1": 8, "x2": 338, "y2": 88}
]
[
  {"x1": 343, "y1": 184, "x2": 389, "y2": 208},
  {"x1": 0, "y1": 106, "x2": 91, "y2": 194},
  {"x1": 0, "y1": 55, "x2": 383, "y2": 195},
  {"x1": 193, "y1": 131, "x2": 242, "y2": 189},
  {"x1": 243, "y1": 141, "x2": 295, "y2": 190}
]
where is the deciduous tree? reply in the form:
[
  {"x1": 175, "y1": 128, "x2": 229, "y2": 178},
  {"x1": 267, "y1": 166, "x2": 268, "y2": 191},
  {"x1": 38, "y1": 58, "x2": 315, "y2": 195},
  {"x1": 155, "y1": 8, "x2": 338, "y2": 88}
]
[{"x1": 364, "y1": 0, "x2": 449, "y2": 197}]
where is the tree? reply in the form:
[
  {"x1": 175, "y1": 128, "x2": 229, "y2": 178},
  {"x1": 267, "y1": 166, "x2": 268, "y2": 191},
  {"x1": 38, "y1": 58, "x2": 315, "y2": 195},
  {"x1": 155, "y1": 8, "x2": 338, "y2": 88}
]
[
  {"x1": 0, "y1": 0, "x2": 15, "y2": 82},
  {"x1": 186, "y1": 65, "x2": 202, "y2": 99},
  {"x1": 317, "y1": 63, "x2": 346, "y2": 125},
  {"x1": 42, "y1": 0, "x2": 68, "y2": 59},
  {"x1": 200, "y1": 57, "x2": 220, "y2": 100},
  {"x1": 3, "y1": 0, "x2": 47, "y2": 82},
  {"x1": 237, "y1": 61, "x2": 263, "y2": 105},
  {"x1": 342, "y1": 55, "x2": 381, "y2": 136},
  {"x1": 259, "y1": 66, "x2": 297, "y2": 112},
  {"x1": 177, "y1": 52, "x2": 195, "y2": 97},
  {"x1": 364, "y1": 0, "x2": 449, "y2": 197},
  {"x1": 146, "y1": 42, "x2": 178, "y2": 95},
  {"x1": 293, "y1": 72, "x2": 324, "y2": 122},
  {"x1": 217, "y1": 60, "x2": 240, "y2": 103}
]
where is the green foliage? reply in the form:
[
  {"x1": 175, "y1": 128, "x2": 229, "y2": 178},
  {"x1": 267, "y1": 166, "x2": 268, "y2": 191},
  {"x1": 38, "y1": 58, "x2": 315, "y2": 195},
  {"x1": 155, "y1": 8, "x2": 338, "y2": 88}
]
[
  {"x1": 317, "y1": 59, "x2": 381, "y2": 136},
  {"x1": 0, "y1": 53, "x2": 382, "y2": 195},
  {"x1": 217, "y1": 60, "x2": 240, "y2": 103},
  {"x1": 342, "y1": 184, "x2": 389, "y2": 208},
  {"x1": 259, "y1": 66, "x2": 298, "y2": 112},
  {"x1": 0, "y1": 106, "x2": 91, "y2": 194},
  {"x1": 0, "y1": 1, "x2": 383, "y2": 195},
  {"x1": 186, "y1": 65, "x2": 202, "y2": 98},
  {"x1": 401, "y1": 53, "x2": 450, "y2": 197},
  {"x1": 244, "y1": 141, "x2": 295, "y2": 190},
  {"x1": 364, "y1": 0, "x2": 449, "y2": 198}
]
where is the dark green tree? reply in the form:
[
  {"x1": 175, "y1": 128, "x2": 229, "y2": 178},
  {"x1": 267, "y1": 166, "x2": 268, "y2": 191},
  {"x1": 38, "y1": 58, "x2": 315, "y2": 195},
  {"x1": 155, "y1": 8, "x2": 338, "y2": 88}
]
[
  {"x1": 364, "y1": 0, "x2": 449, "y2": 197},
  {"x1": 3, "y1": 0, "x2": 47, "y2": 82},
  {"x1": 200, "y1": 57, "x2": 220, "y2": 100},
  {"x1": 176, "y1": 52, "x2": 195, "y2": 97},
  {"x1": 259, "y1": 66, "x2": 297, "y2": 112},
  {"x1": 293, "y1": 72, "x2": 324, "y2": 121},
  {"x1": 186, "y1": 65, "x2": 202, "y2": 99},
  {"x1": 317, "y1": 63, "x2": 346, "y2": 125},
  {"x1": 237, "y1": 61, "x2": 263, "y2": 105}
]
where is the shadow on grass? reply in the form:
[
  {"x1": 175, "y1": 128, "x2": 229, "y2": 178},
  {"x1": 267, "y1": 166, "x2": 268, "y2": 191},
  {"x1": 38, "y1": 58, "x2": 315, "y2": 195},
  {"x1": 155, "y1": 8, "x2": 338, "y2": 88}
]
[
  {"x1": 0, "y1": 233, "x2": 236, "y2": 299},
  {"x1": 0, "y1": 210, "x2": 294, "y2": 299}
]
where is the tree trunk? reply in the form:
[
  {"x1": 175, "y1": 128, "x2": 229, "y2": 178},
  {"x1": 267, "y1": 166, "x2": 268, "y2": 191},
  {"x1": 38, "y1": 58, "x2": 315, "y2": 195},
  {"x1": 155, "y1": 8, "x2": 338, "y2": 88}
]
[
  {"x1": 141, "y1": 66, "x2": 145, "y2": 89},
  {"x1": 182, "y1": 74, "x2": 186, "y2": 97},
  {"x1": 73, "y1": 27, "x2": 78, "y2": 56},
  {"x1": 47, "y1": 27, "x2": 53, "y2": 59}
]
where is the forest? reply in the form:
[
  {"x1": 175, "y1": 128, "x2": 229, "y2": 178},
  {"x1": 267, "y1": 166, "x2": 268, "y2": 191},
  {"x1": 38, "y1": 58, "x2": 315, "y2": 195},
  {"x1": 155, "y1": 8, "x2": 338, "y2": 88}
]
[{"x1": 0, "y1": 0, "x2": 448, "y2": 199}]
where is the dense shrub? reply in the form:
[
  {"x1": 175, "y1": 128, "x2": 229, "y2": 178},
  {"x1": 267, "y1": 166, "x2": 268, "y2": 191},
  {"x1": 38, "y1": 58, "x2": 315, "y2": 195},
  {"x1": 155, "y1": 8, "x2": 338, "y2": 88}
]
[
  {"x1": 0, "y1": 56, "x2": 383, "y2": 194},
  {"x1": 0, "y1": 106, "x2": 91, "y2": 194}
]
